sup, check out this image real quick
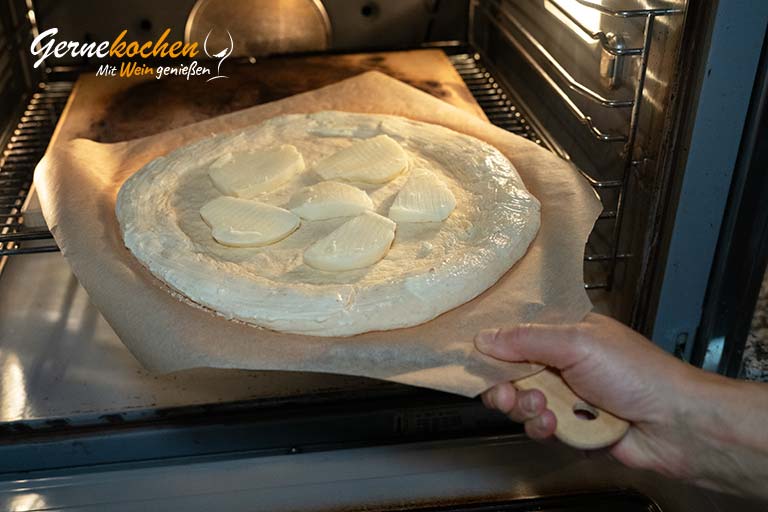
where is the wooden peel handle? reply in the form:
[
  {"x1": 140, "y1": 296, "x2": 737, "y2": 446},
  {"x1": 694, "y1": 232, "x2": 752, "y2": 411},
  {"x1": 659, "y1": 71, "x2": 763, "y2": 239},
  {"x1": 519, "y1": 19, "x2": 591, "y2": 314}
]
[{"x1": 514, "y1": 368, "x2": 629, "y2": 450}]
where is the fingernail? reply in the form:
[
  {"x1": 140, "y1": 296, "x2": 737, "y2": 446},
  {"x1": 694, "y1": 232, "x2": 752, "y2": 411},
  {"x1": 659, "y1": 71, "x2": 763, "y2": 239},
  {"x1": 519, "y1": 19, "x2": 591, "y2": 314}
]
[
  {"x1": 532, "y1": 414, "x2": 548, "y2": 430},
  {"x1": 486, "y1": 389, "x2": 497, "y2": 409},
  {"x1": 523, "y1": 393, "x2": 538, "y2": 414},
  {"x1": 475, "y1": 329, "x2": 499, "y2": 351}
]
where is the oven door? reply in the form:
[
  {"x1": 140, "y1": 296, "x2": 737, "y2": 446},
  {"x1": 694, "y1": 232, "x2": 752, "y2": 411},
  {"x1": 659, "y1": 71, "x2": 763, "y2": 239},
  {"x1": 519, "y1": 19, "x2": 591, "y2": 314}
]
[{"x1": 3, "y1": 432, "x2": 766, "y2": 511}]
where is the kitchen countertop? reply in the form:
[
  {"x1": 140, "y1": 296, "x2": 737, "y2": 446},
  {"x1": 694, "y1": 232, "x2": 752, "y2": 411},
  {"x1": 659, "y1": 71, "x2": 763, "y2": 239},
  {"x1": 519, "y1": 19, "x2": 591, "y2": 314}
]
[{"x1": 742, "y1": 270, "x2": 768, "y2": 381}]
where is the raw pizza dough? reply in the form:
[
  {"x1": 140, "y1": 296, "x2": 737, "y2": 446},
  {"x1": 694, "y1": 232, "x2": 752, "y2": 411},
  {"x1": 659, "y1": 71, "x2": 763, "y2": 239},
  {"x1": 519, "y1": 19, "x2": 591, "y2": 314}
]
[{"x1": 116, "y1": 112, "x2": 541, "y2": 336}]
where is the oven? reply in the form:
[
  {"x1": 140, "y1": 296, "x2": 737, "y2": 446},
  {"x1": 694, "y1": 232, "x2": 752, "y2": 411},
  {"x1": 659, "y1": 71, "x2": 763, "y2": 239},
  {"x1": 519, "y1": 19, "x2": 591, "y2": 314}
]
[{"x1": 1, "y1": 0, "x2": 767, "y2": 510}]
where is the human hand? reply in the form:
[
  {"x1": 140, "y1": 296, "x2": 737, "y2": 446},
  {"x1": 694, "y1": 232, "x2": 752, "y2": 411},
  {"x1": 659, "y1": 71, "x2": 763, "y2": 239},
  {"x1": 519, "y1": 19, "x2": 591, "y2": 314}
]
[{"x1": 475, "y1": 313, "x2": 754, "y2": 488}]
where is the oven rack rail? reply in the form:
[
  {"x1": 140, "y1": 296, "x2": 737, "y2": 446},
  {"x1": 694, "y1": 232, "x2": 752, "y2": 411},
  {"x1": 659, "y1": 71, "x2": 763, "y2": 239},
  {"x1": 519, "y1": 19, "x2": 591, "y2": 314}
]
[
  {"x1": 471, "y1": 0, "x2": 682, "y2": 289},
  {"x1": 0, "y1": 81, "x2": 70, "y2": 258},
  {"x1": 478, "y1": 0, "x2": 682, "y2": 144},
  {"x1": 449, "y1": 52, "x2": 624, "y2": 289}
]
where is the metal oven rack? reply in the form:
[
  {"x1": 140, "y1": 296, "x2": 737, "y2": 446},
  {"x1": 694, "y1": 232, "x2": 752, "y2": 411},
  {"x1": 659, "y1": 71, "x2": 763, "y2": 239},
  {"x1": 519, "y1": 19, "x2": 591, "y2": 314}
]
[
  {"x1": 0, "y1": 0, "x2": 68, "y2": 261},
  {"x1": 448, "y1": 53, "x2": 543, "y2": 146},
  {"x1": 470, "y1": 0, "x2": 683, "y2": 290},
  {"x1": 0, "y1": 82, "x2": 70, "y2": 258}
]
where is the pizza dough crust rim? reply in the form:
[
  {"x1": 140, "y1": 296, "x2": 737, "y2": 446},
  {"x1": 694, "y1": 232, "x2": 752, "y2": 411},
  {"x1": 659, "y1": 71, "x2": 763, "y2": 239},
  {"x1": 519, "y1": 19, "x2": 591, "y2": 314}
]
[{"x1": 116, "y1": 112, "x2": 541, "y2": 336}]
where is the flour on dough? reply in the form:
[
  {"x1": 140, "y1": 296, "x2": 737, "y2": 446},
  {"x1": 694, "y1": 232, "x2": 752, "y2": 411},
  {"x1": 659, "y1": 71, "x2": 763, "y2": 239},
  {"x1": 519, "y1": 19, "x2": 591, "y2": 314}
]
[{"x1": 116, "y1": 112, "x2": 541, "y2": 336}]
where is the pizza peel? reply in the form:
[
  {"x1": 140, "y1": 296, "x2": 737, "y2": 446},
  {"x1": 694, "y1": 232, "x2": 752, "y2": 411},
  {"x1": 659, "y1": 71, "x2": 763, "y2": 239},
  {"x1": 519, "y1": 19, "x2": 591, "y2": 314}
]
[
  {"x1": 35, "y1": 71, "x2": 629, "y2": 449},
  {"x1": 514, "y1": 369, "x2": 628, "y2": 449}
]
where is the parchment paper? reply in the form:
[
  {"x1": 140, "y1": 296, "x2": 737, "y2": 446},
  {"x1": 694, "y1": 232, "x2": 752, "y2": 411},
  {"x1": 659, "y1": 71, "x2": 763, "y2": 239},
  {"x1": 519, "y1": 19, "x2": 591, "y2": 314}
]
[{"x1": 34, "y1": 72, "x2": 602, "y2": 397}]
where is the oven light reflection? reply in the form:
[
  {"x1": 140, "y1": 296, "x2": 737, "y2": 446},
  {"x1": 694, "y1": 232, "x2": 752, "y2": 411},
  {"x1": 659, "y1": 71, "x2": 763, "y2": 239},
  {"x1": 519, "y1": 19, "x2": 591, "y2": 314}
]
[
  {"x1": 544, "y1": 0, "x2": 603, "y2": 44},
  {"x1": 0, "y1": 352, "x2": 28, "y2": 420},
  {"x1": 25, "y1": 0, "x2": 37, "y2": 26},
  {"x1": 9, "y1": 492, "x2": 47, "y2": 512},
  {"x1": 641, "y1": 66, "x2": 669, "y2": 113}
]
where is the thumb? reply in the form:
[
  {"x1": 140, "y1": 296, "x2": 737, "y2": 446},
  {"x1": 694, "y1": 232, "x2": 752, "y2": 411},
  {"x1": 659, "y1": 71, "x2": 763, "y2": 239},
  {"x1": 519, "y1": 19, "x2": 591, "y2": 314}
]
[{"x1": 474, "y1": 323, "x2": 587, "y2": 370}]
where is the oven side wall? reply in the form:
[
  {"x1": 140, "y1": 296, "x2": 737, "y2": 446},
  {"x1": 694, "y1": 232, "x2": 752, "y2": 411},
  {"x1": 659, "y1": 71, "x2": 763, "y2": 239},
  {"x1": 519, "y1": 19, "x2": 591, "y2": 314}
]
[{"x1": 642, "y1": 0, "x2": 768, "y2": 359}]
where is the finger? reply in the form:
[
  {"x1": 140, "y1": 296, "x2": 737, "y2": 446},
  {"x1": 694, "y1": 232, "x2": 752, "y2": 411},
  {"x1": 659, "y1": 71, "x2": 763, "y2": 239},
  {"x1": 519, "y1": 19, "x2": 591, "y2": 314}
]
[
  {"x1": 474, "y1": 323, "x2": 587, "y2": 370},
  {"x1": 524, "y1": 409, "x2": 557, "y2": 440},
  {"x1": 483, "y1": 385, "x2": 548, "y2": 424},
  {"x1": 505, "y1": 388, "x2": 546, "y2": 422},
  {"x1": 481, "y1": 389, "x2": 493, "y2": 409},
  {"x1": 488, "y1": 382, "x2": 517, "y2": 415}
]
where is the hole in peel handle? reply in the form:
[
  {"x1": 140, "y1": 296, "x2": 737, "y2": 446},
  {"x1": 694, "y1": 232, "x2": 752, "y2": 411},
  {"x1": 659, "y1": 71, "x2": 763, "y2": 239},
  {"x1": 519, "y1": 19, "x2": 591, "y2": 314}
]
[{"x1": 514, "y1": 368, "x2": 630, "y2": 450}]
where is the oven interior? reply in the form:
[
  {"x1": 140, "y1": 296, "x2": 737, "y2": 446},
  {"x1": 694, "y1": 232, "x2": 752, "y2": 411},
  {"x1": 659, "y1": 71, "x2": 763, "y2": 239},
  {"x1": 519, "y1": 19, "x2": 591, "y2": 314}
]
[
  {"x1": 1, "y1": 0, "x2": 688, "y2": 314},
  {"x1": 3, "y1": 1, "x2": 768, "y2": 510},
  {"x1": 0, "y1": 0, "x2": 686, "y2": 456}
]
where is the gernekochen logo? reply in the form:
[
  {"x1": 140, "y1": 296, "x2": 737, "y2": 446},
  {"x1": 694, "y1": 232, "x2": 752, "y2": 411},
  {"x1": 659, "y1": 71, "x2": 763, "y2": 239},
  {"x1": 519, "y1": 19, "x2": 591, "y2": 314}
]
[
  {"x1": 29, "y1": 27, "x2": 233, "y2": 81},
  {"x1": 203, "y1": 29, "x2": 234, "y2": 82}
]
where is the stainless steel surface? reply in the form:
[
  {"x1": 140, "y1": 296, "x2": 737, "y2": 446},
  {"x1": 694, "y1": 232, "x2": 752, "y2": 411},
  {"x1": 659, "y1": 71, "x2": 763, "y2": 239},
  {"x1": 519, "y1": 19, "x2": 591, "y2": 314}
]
[
  {"x1": 518, "y1": 1, "x2": 638, "y2": 108},
  {"x1": 185, "y1": 0, "x2": 331, "y2": 57},
  {"x1": 573, "y1": 0, "x2": 682, "y2": 17},
  {"x1": 0, "y1": 251, "x2": 394, "y2": 426},
  {"x1": 33, "y1": 0, "x2": 468, "y2": 64},
  {"x1": 0, "y1": 436, "x2": 762, "y2": 511},
  {"x1": 470, "y1": 0, "x2": 688, "y2": 324},
  {"x1": 323, "y1": 0, "x2": 470, "y2": 51},
  {"x1": 599, "y1": 32, "x2": 625, "y2": 89},
  {"x1": 482, "y1": 1, "x2": 631, "y2": 142},
  {"x1": 550, "y1": 3, "x2": 641, "y2": 56}
]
